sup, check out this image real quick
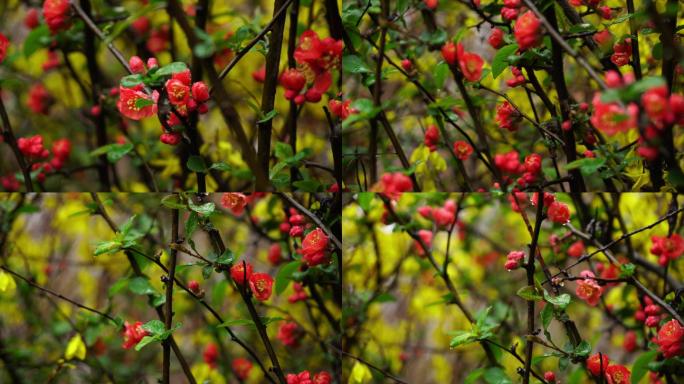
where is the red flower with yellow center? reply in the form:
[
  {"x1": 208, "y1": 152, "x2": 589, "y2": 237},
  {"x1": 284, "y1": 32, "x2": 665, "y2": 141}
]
[
  {"x1": 221, "y1": 192, "x2": 247, "y2": 216},
  {"x1": 248, "y1": 272, "x2": 274, "y2": 301},
  {"x1": 117, "y1": 85, "x2": 158, "y2": 120}
]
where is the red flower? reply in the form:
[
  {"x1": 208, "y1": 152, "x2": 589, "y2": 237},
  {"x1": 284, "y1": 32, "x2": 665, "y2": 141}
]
[
  {"x1": 252, "y1": 66, "x2": 266, "y2": 83},
  {"x1": 415, "y1": 229, "x2": 433, "y2": 257},
  {"x1": 277, "y1": 322, "x2": 299, "y2": 347},
  {"x1": 504, "y1": 250, "x2": 525, "y2": 271},
  {"x1": 495, "y1": 101, "x2": 520, "y2": 131},
  {"x1": 117, "y1": 85, "x2": 158, "y2": 120},
  {"x1": 456, "y1": 43, "x2": 484, "y2": 82},
  {"x1": 651, "y1": 234, "x2": 684, "y2": 266},
  {"x1": 611, "y1": 39, "x2": 632, "y2": 67},
  {"x1": 287, "y1": 371, "x2": 311, "y2": 384},
  {"x1": 654, "y1": 320, "x2": 684, "y2": 358},
  {"x1": 18, "y1": 135, "x2": 49, "y2": 159},
  {"x1": 131, "y1": 16, "x2": 150, "y2": 36},
  {"x1": 232, "y1": 358, "x2": 253, "y2": 380},
  {"x1": 567, "y1": 240, "x2": 585, "y2": 258},
  {"x1": 230, "y1": 262, "x2": 253, "y2": 285},
  {"x1": 514, "y1": 11, "x2": 542, "y2": 50},
  {"x1": 587, "y1": 353, "x2": 610, "y2": 376},
  {"x1": 280, "y1": 68, "x2": 307, "y2": 94},
  {"x1": 27, "y1": 84, "x2": 53, "y2": 115},
  {"x1": 203, "y1": 343, "x2": 218, "y2": 369},
  {"x1": 51, "y1": 138, "x2": 71, "y2": 160},
  {"x1": 547, "y1": 201, "x2": 570, "y2": 224},
  {"x1": 328, "y1": 99, "x2": 355, "y2": 120},
  {"x1": 301, "y1": 228, "x2": 329, "y2": 266},
  {"x1": 1, "y1": 174, "x2": 20, "y2": 192},
  {"x1": 453, "y1": 141, "x2": 473, "y2": 160},
  {"x1": 423, "y1": 0, "x2": 438, "y2": 10},
  {"x1": 268, "y1": 244, "x2": 282, "y2": 265},
  {"x1": 147, "y1": 26, "x2": 169, "y2": 53},
  {"x1": 576, "y1": 270, "x2": 603, "y2": 306},
  {"x1": 288, "y1": 282, "x2": 308, "y2": 303},
  {"x1": 43, "y1": 0, "x2": 70, "y2": 34},
  {"x1": 641, "y1": 86, "x2": 674, "y2": 127},
  {"x1": 160, "y1": 132, "x2": 181, "y2": 146},
  {"x1": 221, "y1": 192, "x2": 247, "y2": 216},
  {"x1": 593, "y1": 29, "x2": 613, "y2": 48},
  {"x1": 165, "y1": 78, "x2": 190, "y2": 106},
  {"x1": 122, "y1": 321, "x2": 149, "y2": 349},
  {"x1": 424, "y1": 124, "x2": 440, "y2": 152},
  {"x1": 313, "y1": 372, "x2": 332, "y2": 384},
  {"x1": 294, "y1": 30, "x2": 343, "y2": 75},
  {"x1": 129, "y1": 56, "x2": 145, "y2": 74},
  {"x1": 623, "y1": 330, "x2": 637, "y2": 352},
  {"x1": 0, "y1": 33, "x2": 8, "y2": 64},
  {"x1": 374, "y1": 172, "x2": 413, "y2": 200},
  {"x1": 544, "y1": 372, "x2": 556, "y2": 383},
  {"x1": 590, "y1": 93, "x2": 638, "y2": 135},
  {"x1": 25, "y1": 9, "x2": 41, "y2": 30},
  {"x1": 605, "y1": 364, "x2": 631, "y2": 384},
  {"x1": 248, "y1": 272, "x2": 273, "y2": 301},
  {"x1": 489, "y1": 28, "x2": 505, "y2": 49},
  {"x1": 494, "y1": 150, "x2": 523, "y2": 174},
  {"x1": 441, "y1": 41, "x2": 457, "y2": 65}
]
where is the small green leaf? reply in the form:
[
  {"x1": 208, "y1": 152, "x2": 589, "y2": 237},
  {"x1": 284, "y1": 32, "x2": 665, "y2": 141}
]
[
  {"x1": 209, "y1": 162, "x2": 232, "y2": 172},
  {"x1": 631, "y1": 350, "x2": 658, "y2": 384},
  {"x1": 449, "y1": 331, "x2": 478, "y2": 348},
  {"x1": 120, "y1": 74, "x2": 144, "y2": 88},
  {"x1": 565, "y1": 157, "x2": 606, "y2": 176},
  {"x1": 134, "y1": 98, "x2": 154, "y2": 109},
  {"x1": 188, "y1": 199, "x2": 215, "y2": 216},
  {"x1": 94, "y1": 241, "x2": 122, "y2": 256},
  {"x1": 24, "y1": 25, "x2": 50, "y2": 58},
  {"x1": 573, "y1": 340, "x2": 592, "y2": 358},
  {"x1": 517, "y1": 285, "x2": 543, "y2": 301},
  {"x1": 357, "y1": 193, "x2": 374, "y2": 212},
  {"x1": 543, "y1": 291, "x2": 571, "y2": 309},
  {"x1": 128, "y1": 277, "x2": 157, "y2": 296},
  {"x1": 491, "y1": 44, "x2": 519, "y2": 78},
  {"x1": 134, "y1": 335, "x2": 159, "y2": 351},
  {"x1": 155, "y1": 62, "x2": 189, "y2": 76},
  {"x1": 342, "y1": 55, "x2": 372, "y2": 74},
  {"x1": 275, "y1": 261, "x2": 303, "y2": 295},
  {"x1": 187, "y1": 156, "x2": 208, "y2": 173},
  {"x1": 257, "y1": 109, "x2": 278, "y2": 123},
  {"x1": 215, "y1": 249, "x2": 234, "y2": 265},
  {"x1": 620, "y1": 263, "x2": 636, "y2": 278}
]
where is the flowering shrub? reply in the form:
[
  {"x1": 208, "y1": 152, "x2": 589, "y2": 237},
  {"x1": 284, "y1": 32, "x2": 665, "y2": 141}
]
[
  {"x1": 341, "y1": 1, "x2": 684, "y2": 192},
  {"x1": 344, "y1": 193, "x2": 684, "y2": 382},
  {"x1": 0, "y1": 1, "x2": 342, "y2": 191},
  {"x1": 0, "y1": 192, "x2": 340, "y2": 382}
]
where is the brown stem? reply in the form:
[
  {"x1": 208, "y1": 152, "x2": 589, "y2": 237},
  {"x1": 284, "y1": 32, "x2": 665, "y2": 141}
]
[
  {"x1": 162, "y1": 207, "x2": 179, "y2": 384},
  {"x1": 523, "y1": 192, "x2": 545, "y2": 384},
  {"x1": 257, "y1": 0, "x2": 291, "y2": 189},
  {"x1": 0, "y1": 92, "x2": 33, "y2": 191}
]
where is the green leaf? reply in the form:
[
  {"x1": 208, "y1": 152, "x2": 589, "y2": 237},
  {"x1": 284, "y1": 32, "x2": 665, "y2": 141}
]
[
  {"x1": 292, "y1": 179, "x2": 322, "y2": 192},
  {"x1": 187, "y1": 156, "x2": 208, "y2": 173},
  {"x1": 517, "y1": 285, "x2": 543, "y2": 301},
  {"x1": 120, "y1": 74, "x2": 144, "y2": 88},
  {"x1": 543, "y1": 291, "x2": 571, "y2": 310},
  {"x1": 257, "y1": 109, "x2": 278, "y2": 123},
  {"x1": 434, "y1": 62, "x2": 449, "y2": 88},
  {"x1": 565, "y1": 157, "x2": 606, "y2": 176},
  {"x1": 90, "y1": 144, "x2": 135, "y2": 163},
  {"x1": 217, "y1": 318, "x2": 256, "y2": 328},
  {"x1": 275, "y1": 261, "x2": 303, "y2": 295},
  {"x1": 185, "y1": 212, "x2": 199, "y2": 239},
  {"x1": 540, "y1": 302, "x2": 554, "y2": 331},
  {"x1": 134, "y1": 335, "x2": 159, "y2": 351},
  {"x1": 631, "y1": 350, "x2": 658, "y2": 384},
  {"x1": 342, "y1": 55, "x2": 372, "y2": 74},
  {"x1": 160, "y1": 194, "x2": 186, "y2": 209},
  {"x1": 491, "y1": 44, "x2": 519, "y2": 78},
  {"x1": 620, "y1": 263, "x2": 636, "y2": 278},
  {"x1": 141, "y1": 320, "x2": 166, "y2": 336},
  {"x1": 134, "y1": 98, "x2": 154, "y2": 109},
  {"x1": 573, "y1": 340, "x2": 592, "y2": 358},
  {"x1": 215, "y1": 249, "x2": 234, "y2": 265},
  {"x1": 357, "y1": 192, "x2": 374, "y2": 212},
  {"x1": 209, "y1": 162, "x2": 232, "y2": 172},
  {"x1": 155, "y1": 62, "x2": 189, "y2": 76},
  {"x1": 188, "y1": 199, "x2": 215, "y2": 216},
  {"x1": 24, "y1": 25, "x2": 50, "y2": 58},
  {"x1": 94, "y1": 241, "x2": 122, "y2": 256},
  {"x1": 483, "y1": 367, "x2": 513, "y2": 384},
  {"x1": 449, "y1": 331, "x2": 478, "y2": 348},
  {"x1": 128, "y1": 277, "x2": 157, "y2": 296},
  {"x1": 274, "y1": 142, "x2": 294, "y2": 160}
]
